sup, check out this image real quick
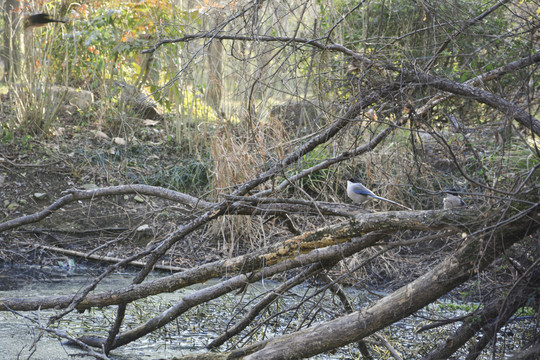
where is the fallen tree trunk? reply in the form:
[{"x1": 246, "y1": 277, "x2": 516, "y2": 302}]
[
  {"x1": 218, "y1": 209, "x2": 539, "y2": 360},
  {"x1": 0, "y1": 209, "x2": 470, "y2": 312}
]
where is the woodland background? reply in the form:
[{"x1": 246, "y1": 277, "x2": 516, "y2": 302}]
[{"x1": 0, "y1": 0, "x2": 539, "y2": 359}]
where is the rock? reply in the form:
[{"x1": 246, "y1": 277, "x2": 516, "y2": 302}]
[
  {"x1": 134, "y1": 224, "x2": 153, "y2": 245},
  {"x1": 7, "y1": 202, "x2": 19, "y2": 210},
  {"x1": 136, "y1": 224, "x2": 151, "y2": 232},
  {"x1": 113, "y1": 137, "x2": 126, "y2": 145},
  {"x1": 93, "y1": 130, "x2": 110, "y2": 139},
  {"x1": 49, "y1": 85, "x2": 94, "y2": 110},
  {"x1": 113, "y1": 81, "x2": 162, "y2": 120},
  {"x1": 33, "y1": 192, "x2": 47, "y2": 200}
]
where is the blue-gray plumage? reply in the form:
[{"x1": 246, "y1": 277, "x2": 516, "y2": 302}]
[{"x1": 347, "y1": 178, "x2": 411, "y2": 210}]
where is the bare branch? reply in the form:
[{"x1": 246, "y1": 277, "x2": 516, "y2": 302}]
[
  {"x1": 0, "y1": 209, "x2": 473, "y2": 313},
  {"x1": 232, "y1": 212, "x2": 539, "y2": 359}
]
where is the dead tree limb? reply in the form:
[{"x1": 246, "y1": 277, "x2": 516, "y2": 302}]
[
  {"x1": 0, "y1": 209, "x2": 469, "y2": 312},
  {"x1": 220, "y1": 210, "x2": 539, "y2": 360},
  {"x1": 81, "y1": 231, "x2": 388, "y2": 349},
  {"x1": 420, "y1": 259, "x2": 540, "y2": 360},
  {"x1": 30, "y1": 243, "x2": 186, "y2": 271},
  {"x1": 207, "y1": 263, "x2": 328, "y2": 349},
  {"x1": 0, "y1": 184, "x2": 212, "y2": 233}
]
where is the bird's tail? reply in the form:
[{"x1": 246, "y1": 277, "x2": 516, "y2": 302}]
[{"x1": 372, "y1": 195, "x2": 412, "y2": 210}]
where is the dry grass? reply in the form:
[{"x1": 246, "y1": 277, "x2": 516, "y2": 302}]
[
  {"x1": 207, "y1": 119, "x2": 288, "y2": 255},
  {"x1": 8, "y1": 29, "x2": 66, "y2": 135}
]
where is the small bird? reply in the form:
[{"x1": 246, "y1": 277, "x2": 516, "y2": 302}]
[
  {"x1": 347, "y1": 178, "x2": 411, "y2": 210},
  {"x1": 443, "y1": 189, "x2": 466, "y2": 210},
  {"x1": 24, "y1": 13, "x2": 67, "y2": 29}
]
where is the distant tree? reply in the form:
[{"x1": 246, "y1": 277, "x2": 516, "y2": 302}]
[{"x1": 1, "y1": 0, "x2": 21, "y2": 81}]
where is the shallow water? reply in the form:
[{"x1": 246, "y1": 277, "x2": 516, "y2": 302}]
[
  {"x1": 0, "y1": 268, "x2": 326, "y2": 359},
  {"x1": 0, "y1": 268, "x2": 220, "y2": 359},
  {"x1": 0, "y1": 266, "x2": 534, "y2": 359}
]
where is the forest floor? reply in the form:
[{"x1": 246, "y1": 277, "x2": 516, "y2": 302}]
[{"x1": 0, "y1": 109, "x2": 224, "y2": 289}]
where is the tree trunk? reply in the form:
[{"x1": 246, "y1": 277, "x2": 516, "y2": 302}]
[
  {"x1": 1, "y1": 0, "x2": 19, "y2": 81},
  {"x1": 231, "y1": 213, "x2": 538, "y2": 359}
]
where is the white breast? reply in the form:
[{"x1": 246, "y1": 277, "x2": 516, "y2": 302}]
[{"x1": 347, "y1": 181, "x2": 368, "y2": 204}]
